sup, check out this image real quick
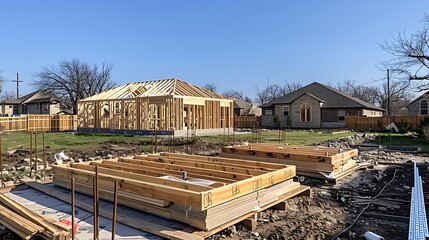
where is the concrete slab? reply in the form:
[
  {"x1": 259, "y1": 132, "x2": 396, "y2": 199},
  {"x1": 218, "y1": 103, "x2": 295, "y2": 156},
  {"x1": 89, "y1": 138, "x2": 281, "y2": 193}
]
[{"x1": 4, "y1": 187, "x2": 161, "y2": 240}]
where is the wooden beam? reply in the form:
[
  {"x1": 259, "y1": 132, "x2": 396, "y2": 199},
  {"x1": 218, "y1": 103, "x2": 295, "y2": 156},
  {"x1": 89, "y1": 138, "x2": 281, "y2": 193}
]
[{"x1": 24, "y1": 180, "x2": 203, "y2": 240}]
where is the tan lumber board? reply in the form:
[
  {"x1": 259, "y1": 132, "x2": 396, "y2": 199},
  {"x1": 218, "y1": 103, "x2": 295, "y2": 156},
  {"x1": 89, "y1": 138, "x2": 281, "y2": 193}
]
[
  {"x1": 223, "y1": 146, "x2": 336, "y2": 163},
  {"x1": 160, "y1": 153, "x2": 288, "y2": 169},
  {"x1": 24, "y1": 180, "x2": 203, "y2": 240},
  {"x1": 54, "y1": 168, "x2": 170, "y2": 207},
  {"x1": 72, "y1": 163, "x2": 214, "y2": 191},
  {"x1": 145, "y1": 154, "x2": 280, "y2": 171},
  {"x1": 332, "y1": 161, "x2": 372, "y2": 181},
  {"x1": 53, "y1": 165, "x2": 205, "y2": 210},
  {"x1": 0, "y1": 193, "x2": 66, "y2": 237},
  {"x1": 223, "y1": 145, "x2": 358, "y2": 164},
  {"x1": 119, "y1": 158, "x2": 253, "y2": 181},
  {"x1": 190, "y1": 183, "x2": 309, "y2": 238},
  {"x1": 223, "y1": 147, "x2": 346, "y2": 164},
  {"x1": 220, "y1": 153, "x2": 337, "y2": 172},
  {"x1": 53, "y1": 176, "x2": 171, "y2": 219},
  {"x1": 0, "y1": 205, "x2": 45, "y2": 239},
  {"x1": 95, "y1": 160, "x2": 234, "y2": 184},
  {"x1": 200, "y1": 165, "x2": 296, "y2": 209},
  {"x1": 139, "y1": 155, "x2": 269, "y2": 176},
  {"x1": 241, "y1": 143, "x2": 358, "y2": 157},
  {"x1": 153, "y1": 154, "x2": 280, "y2": 171},
  {"x1": 261, "y1": 185, "x2": 311, "y2": 211}
]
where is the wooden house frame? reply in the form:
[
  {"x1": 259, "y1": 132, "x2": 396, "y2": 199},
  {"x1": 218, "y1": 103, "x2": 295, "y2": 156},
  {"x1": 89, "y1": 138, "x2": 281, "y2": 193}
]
[{"x1": 77, "y1": 79, "x2": 234, "y2": 135}]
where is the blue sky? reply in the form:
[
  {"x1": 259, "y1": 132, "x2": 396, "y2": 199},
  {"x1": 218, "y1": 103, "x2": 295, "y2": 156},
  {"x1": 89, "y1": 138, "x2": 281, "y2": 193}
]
[{"x1": 0, "y1": 1, "x2": 427, "y2": 100}]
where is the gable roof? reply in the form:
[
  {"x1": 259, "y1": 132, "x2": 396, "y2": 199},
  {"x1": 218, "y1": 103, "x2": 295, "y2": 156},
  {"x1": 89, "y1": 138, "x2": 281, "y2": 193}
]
[
  {"x1": 408, "y1": 91, "x2": 429, "y2": 106},
  {"x1": 1, "y1": 90, "x2": 43, "y2": 105},
  {"x1": 81, "y1": 78, "x2": 228, "y2": 101},
  {"x1": 290, "y1": 92, "x2": 325, "y2": 103},
  {"x1": 1, "y1": 90, "x2": 67, "y2": 106},
  {"x1": 234, "y1": 98, "x2": 252, "y2": 110},
  {"x1": 260, "y1": 82, "x2": 383, "y2": 111}
]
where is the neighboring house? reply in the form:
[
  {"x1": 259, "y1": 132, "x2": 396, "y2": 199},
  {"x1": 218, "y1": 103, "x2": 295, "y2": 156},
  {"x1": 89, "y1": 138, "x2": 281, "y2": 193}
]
[
  {"x1": 407, "y1": 91, "x2": 429, "y2": 115},
  {"x1": 77, "y1": 78, "x2": 234, "y2": 136},
  {"x1": 260, "y1": 82, "x2": 384, "y2": 129},
  {"x1": 233, "y1": 98, "x2": 262, "y2": 116},
  {"x1": 0, "y1": 90, "x2": 73, "y2": 116}
]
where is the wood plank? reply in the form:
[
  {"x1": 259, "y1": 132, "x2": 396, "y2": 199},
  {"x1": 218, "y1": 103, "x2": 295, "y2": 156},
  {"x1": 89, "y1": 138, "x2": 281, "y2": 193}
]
[
  {"x1": 94, "y1": 160, "x2": 233, "y2": 184},
  {"x1": 73, "y1": 163, "x2": 214, "y2": 192},
  {"x1": 0, "y1": 205, "x2": 45, "y2": 239},
  {"x1": 120, "y1": 158, "x2": 253, "y2": 181},
  {"x1": 140, "y1": 155, "x2": 268, "y2": 175},
  {"x1": 0, "y1": 193, "x2": 65, "y2": 237},
  {"x1": 53, "y1": 165, "x2": 204, "y2": 210},
  {"x1": 24, "y1": 180, "x2": 203, "y2": 240}
]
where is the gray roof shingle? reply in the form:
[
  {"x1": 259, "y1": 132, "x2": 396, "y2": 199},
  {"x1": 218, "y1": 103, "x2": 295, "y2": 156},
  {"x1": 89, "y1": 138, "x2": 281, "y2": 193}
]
[{"x1": 260, "y1": 82, "x2": 383, "y2": 111}]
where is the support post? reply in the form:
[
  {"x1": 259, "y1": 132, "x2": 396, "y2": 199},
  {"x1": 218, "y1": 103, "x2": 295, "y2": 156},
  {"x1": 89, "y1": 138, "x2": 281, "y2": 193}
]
[
  {"x1": 34, "y1": 132, "x2": 37, "y2": 179},
  {"x1": 112, "y1": 180, "x2": 119, "y2": 240},
  {"x1": 0, "y1": 133, "x2": 2, "y2": 187},
  {"x1": 29, "y1": 131, "x2": 32, "y2": 178},
  {"x1": 43, "y1": 132, "x2": 46, "y2": 182},
  {"x1": 71, "y1": 176, "x2": 75, "y2": 240},
  {"x1": 93, "y1": 165, "x2": 99, "y2": 240}
]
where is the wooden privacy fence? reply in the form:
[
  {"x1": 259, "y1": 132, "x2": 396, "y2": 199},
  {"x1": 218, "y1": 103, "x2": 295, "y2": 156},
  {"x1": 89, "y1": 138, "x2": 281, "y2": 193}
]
[
  {"x1": 234, "y1": 116, "x2": 261, "y2": 127},
  {"x1": 0, "y1": 114, "x2": 77, "y2": 132},
  {"x1": 345, "y1": 115, "x2": 427, "y2": 131}
]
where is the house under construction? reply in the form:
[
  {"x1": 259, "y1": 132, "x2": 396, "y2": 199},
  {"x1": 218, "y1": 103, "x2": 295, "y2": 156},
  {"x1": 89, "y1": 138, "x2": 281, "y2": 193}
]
[{"x1": 77, "y1": 78, "x2": 234, "y2": 136}]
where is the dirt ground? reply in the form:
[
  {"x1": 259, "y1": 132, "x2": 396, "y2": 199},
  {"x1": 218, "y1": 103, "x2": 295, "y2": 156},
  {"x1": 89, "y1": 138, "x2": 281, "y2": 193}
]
[
  {"x1": 2, "y1": 137, "x2": 426, "y2": 240},
  {"x1": 210, "y1": 152, "x2": 426, "y2": 240}
]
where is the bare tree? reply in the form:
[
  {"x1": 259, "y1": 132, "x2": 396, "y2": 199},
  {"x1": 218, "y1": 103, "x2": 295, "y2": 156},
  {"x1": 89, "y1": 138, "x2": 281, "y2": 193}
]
[
  {"x1": 255, "y1": 85, "x2": 270, "y2": 105},
  {"x1": 223, "y1": 89, "x2": 253, "y2": 103},
  {"x1": 282, "y1": 82, "x2": 302, "y2": 95},
  {"x1": 0, "y1": 90, "x2": 15, "y2": 101},
  {"x1": 33, "y1": 59, "x2": 115, "y2": 114},
  {"x1": 336, "y1": 80, "x2": 379, "y2": 105},
  {"x1": 374, "y1": 80, "x2": 412, "y2": 115},
  {"x1": 255, "y1": 81, "x2": 302, "y2": 105},
  {"x1": 382, "y1": 14, "x2": 429, "y2": 90},
  {"x1": 203, "y1": 83, "x2": 217, "y2": 93},
  {"x1": 223, "y1": 90, "x2": 244, "y2": 99}
]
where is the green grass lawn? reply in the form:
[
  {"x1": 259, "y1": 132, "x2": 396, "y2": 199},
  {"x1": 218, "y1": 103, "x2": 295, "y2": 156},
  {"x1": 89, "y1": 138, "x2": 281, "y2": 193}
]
[
  {"x1": 1, "y1": 130, "x2": 428, "y2": 153},
  {"x1": 376, "y1": 132, "x2": 429, "y2": 152},
  {"x1": 200, "y1": 130, "x2": 355, "y2": 146},
  {"x1": 0, "y1": 131, "x2": 151, "y2": 152}
]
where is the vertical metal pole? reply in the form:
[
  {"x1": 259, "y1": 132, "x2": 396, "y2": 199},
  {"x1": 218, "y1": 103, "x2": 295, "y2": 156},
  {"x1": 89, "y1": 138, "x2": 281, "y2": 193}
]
[
  {"x1": 71, "y1": 177, "x2": 75, "y2": 240},
  {"x1": 111, "y1": 180, "x2": 119, "y2": 240},
  {"x1": 34, "y1": 132, "x2": 37, "y2": 179},
  {"x1": 387, "y1": 69, "x2": 390, "y2": 116},
  {"x1": 43, "y1": 132, "x2": 46, "y2": 182},
  {"x1": 29, "y1": 131, "x2": 32, "y2": 177},
  {"x1": 0, "y1": 133, "x2": 2, "y2": 187},
  {"x1": 93, "y1": 165, "x2": 99, "y2": 240}
]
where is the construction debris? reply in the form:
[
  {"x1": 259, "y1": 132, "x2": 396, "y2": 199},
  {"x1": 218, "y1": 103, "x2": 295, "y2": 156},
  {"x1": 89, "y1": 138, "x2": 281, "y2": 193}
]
[{"x1": 0, "y1": 193, "x2": 70, "y2": 240}]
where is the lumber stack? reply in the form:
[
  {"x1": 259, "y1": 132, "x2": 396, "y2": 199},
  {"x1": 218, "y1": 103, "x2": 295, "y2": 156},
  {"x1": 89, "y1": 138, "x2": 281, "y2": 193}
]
[
  {"x1": 0, "y1": 193, "x2": 71, "y2": 240},
  {"x1": 53, "y1": 153, "x2": 308, "y2": 232},
  {"x1": 221, "y1": 143, "x2": 360, "y2": 181}
]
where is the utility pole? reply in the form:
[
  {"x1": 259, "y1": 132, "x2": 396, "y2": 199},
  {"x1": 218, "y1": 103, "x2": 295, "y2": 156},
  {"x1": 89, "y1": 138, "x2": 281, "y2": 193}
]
[
  {"x1": 12, "y1": 73, "x2": 23, "y2": 99},
  {"x1": 387, "y1": 69, "x2": 390, "y2": 116}
]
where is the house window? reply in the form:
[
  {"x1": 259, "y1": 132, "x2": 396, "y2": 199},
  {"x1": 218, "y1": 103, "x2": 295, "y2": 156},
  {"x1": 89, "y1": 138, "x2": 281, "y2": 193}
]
[
  {"x1": 265, "y1": 109, "x2": 273, "y2": 116},
  {"x1": 420, "y1": 100, "x2": 428, "y2": 115},
  {"x1": 43, "y1": 103, "x2": 49, "y2": 111},
  {"x1": 283, "y1": 106, "x2": 289, "y2": 116},
  {"x1": 338, "y1": 110, "x2": 345, "y2": 121},
  {"x1": 300, "y1": 103, "x2": 311, "y2": 122}
]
